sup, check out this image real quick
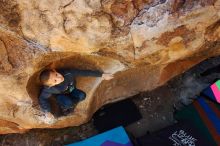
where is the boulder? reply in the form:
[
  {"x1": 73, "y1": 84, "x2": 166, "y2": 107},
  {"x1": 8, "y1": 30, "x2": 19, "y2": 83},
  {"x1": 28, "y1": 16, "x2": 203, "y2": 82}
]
[{"x1": 0, "y1": 0, "x2": 219, "y2": 134}]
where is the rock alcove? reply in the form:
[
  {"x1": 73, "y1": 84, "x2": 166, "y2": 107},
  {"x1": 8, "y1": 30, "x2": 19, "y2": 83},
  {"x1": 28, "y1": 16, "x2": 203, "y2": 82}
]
[{"x1": 26, "y1": 53, "x2": 125, "y2": 117}]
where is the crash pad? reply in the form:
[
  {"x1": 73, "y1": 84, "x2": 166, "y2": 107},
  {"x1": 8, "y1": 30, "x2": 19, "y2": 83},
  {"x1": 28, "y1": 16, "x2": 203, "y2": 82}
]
[
  {"x1": 175, "y1": 97, "x2": 220, "y2": 146},
  {"x1": 202, "y1": 80, "x2": 220, "y2": 103},
  {"x1": 65, "y1": 126, "x2": 133, "y2": 146}
]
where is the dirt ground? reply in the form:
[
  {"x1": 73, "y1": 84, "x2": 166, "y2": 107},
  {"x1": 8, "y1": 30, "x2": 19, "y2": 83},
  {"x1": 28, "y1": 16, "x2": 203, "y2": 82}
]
[{"x1": 0, "y1": 56, "x2": 220, "y2": 146}]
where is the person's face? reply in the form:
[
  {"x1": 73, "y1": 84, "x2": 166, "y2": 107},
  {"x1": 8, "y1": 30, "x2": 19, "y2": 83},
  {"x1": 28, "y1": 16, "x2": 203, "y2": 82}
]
[{"x1": 47, "y1": 71, "x2": 64, "y2": 87}]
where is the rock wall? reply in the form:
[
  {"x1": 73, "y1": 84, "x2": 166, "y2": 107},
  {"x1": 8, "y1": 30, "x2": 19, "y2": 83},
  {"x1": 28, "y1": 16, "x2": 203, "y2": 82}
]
[{"x1": 0, "y1": 0, "x2": 219, "y2": 134}]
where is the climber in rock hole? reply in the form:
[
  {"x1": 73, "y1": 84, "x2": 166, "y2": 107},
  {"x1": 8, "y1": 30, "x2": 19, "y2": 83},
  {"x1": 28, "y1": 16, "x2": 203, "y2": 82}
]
[{"x1": 38, "y1": 68, "x2": 114, "y2": 119}]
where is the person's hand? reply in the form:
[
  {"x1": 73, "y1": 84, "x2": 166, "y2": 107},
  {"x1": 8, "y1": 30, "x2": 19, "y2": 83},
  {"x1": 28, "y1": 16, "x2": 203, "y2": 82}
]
[{"x1": 102, "y1": 73, "x2": 114, "y2": 80}]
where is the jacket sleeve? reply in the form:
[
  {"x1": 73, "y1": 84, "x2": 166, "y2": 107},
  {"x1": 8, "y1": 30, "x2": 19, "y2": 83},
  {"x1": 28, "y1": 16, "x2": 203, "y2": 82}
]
[
  {"x1": 39, "y1": 89, "x2": 52, "y2": 113},
  {"x1": 66, "y1": 69, "x2": 103, "y2": 77}
]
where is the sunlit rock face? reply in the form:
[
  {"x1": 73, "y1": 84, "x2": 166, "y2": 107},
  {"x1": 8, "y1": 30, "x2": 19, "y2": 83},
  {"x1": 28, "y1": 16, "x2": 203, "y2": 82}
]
[{"x1": 0, "y1": 0, "x2": 219, "y2": 134}]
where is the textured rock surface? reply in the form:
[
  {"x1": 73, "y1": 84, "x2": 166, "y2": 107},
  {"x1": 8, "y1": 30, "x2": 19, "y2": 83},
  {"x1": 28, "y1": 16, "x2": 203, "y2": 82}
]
[{"x1": 0, "y1": 0, "x2": 219, "y2": 134}]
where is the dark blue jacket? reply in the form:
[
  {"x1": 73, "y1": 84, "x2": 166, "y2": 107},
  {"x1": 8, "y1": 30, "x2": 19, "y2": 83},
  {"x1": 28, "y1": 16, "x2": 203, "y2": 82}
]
[{"x1": 39, "y1": 69, "x2": 103, "y2": 113}]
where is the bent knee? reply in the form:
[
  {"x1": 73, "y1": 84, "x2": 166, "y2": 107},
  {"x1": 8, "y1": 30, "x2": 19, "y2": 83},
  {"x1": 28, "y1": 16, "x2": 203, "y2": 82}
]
[{"x1": 79, "y1": 92, "x2": 86, "y2": 101}]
